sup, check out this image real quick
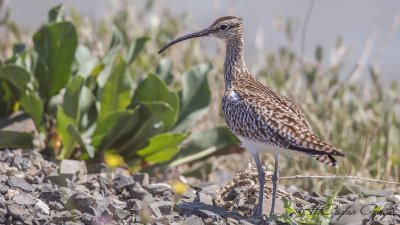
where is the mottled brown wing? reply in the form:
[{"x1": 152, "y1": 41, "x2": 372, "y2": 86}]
[{"x1": 233, "y1": 76, "x2": 344, "y2": 161}]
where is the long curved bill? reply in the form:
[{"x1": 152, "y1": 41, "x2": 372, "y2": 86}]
[{"x1": 158, "y1": 28, "x2": 210, "y2": 54}]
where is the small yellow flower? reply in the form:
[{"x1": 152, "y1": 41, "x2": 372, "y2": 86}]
[
  {"x1": 172, "y1": 180, "x2": 189, "y2": 195},
  {"x1": 104, "y1": 153, "x2": 124, "y2": 168}
]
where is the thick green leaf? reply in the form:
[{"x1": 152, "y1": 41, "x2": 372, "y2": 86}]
[
  {"x1": 33, "y1": 21, "x2": 78, "y2": 100},
  {"x1": 156, "y1": 58, "x2": 173, "y2": 85},
  {"x1": 117, "y1": 102, "x2": 173, "y2": 156},
  {"x1": 132, "y1": 73, "x2": 179, "y2": 130},
  {"x1": 0, "y1": 64, "x2": 31, "y2": 91},
  {"x1": 98, "y1": 56, "x2": 132, "y2": 122},
  {"x1": 0, "y1": 130, "x2": 33, "y2": 149},
  {"x1": 168, "y1": 126, "x2": 238, "y2": 167},
  {"x1": 20, "y1": 92, "x2": 43, "y2": 130},
  {"x1": 137, "y1": 133, "x2": 186, "y2": 163},
  {"x1": 63, "y1": 75, "x2": 84, "y2": 120},
  {"x1": 75, "y1": 45, "x2": 98, "y2": 79},
  {"x1": 91, "y1": 110, "x2": 132, "y2": 148},
  {"x1": 172, "y1": 64, "x2": 212, "y2": 132},
  {"x1": 56, "y1": 107, "x2": 77, "y2": 159},
  {"x1": 97, "y1": 108, "x2": 140, "y2": 152},
  {"x1": 48, "y1": 4, "x2": 64, "y2": 23},
  {"x1": 109, "y1": 25, "x2": 123, "y2": 51},
  {"x1": 67, "y1": 123, "x2": 94, "y2": 158},
  {"x1": 127, "y1": 36, "x2": 150, "y2": 65}
]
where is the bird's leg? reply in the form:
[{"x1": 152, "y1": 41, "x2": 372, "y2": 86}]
[
  {"x1": 251, "y1": 152, "x2": 265, "y2": 217},
  {"x1": 270, "y1": 154, "x2": 280, "y2": 215}
]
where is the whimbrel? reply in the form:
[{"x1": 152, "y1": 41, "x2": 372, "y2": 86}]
[{"x1": 159, "y1": 16, "x2": 345, "y2": 217}]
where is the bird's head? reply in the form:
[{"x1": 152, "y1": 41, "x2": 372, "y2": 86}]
[{"x1": 158, "y1": 16, "x2": 243, "y2": 54}]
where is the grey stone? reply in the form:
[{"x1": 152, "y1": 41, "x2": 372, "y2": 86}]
[
  {"x1": 40, "y1": 187, "x2": 61, "y2": 203},
  {"x1": 126, "y1": 199, "x2": 149, "y2": 214},
  {"x1": 263, "y1": 198, "x2": 285, "y2": 215},
  {"x1": 59, "y1": 187, "x2": 73, "y2": 204},
  {"x1": 83, "y1": 206, "x2": 97, "y2": 216},
  {"x1": 133, "y1": 173, "x2": 149, "y2": 189},
  {"x1": 0, "y1": 183, "x2": 7, "y2": 195},
  {"x1": 7, "y1": 204, "x2": 31, "y2": 221},
  {"x1": 113, "y1": 174, "x2": 134, "y2": 190},
  {"x1": 0, "y1": 195, "x2": 6, "y2": 208},
  {"x1": 13, "y1": 194, "x2": 36, "y2": 205},
  {"x1": 81, "y1": 213, "x2": 95, "y2": 224},
  {"x1": 179, "y1": 202, "x2": 228, "y2": 218},
  {"x1": 149, "y1": 183, "x2": 171, "y2": 195},
  {"x1": 48, "y1": 201, "x2": 64, "y2": 211},
  {"x1": 108, "y1": 204, "x2": 129, "y2": 221},
  {"x1": 130, "y1": 182, "x2": 154, "y2": 203},
  {"x1": 65, "y1": 192, "x2": 95, "y2": 212},
  {"x1": 181, "y1": 188, "x2": 197, "y2": 200},
  {"x1": 182, "y1": 216, "x2": 205, "y2": 225},
  {"x1": 45, "y1": 173, "x2": 74, "y2": 187},
  {"x1": 59, "y1": 159, "x2": 87, "y2": 182},
  {"x1": 6, "y1": 176, "x2": 35, "y2": 192},
  {"x1": 199, "y1": 192, "x2": 214, "y2": 205},
  {"x1": 35, "y1": 199, "x2": 50, "y2": 215},
  {"x1": 149, "y1": 201, "x2": 174, "y2": 217},
  {"x1": 200, "y1": 185, "x2": 220, "y2": 197}
]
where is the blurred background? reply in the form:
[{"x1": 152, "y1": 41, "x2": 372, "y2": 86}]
[
  {"x1": 0, "y1": 0, "x2": 399, "y2": 194},
  {"x1": 5, "y1": 0, "x2": 400, "y2": 82}
]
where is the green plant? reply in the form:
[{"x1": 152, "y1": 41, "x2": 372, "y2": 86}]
[{"x1": 0, "y1": 4, "x2": 237, "y2": 169}]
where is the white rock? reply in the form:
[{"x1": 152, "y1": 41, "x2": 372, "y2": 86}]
[{"x1": 35, "y1": 199, "x2": 50, "y2": 215}]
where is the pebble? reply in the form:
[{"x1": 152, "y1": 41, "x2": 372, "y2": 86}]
[
  {"x1": 0, "y1": 148, "x2": 399, "y2": 224},
  {"x1": 6, "y1": 176, "x2": 36, "y2": 192},
  {"x1": 133, "y1": 173, "x2": 150, "y2": 189},
  {"x1": 35, "y1": 199, "x2": 50, "y2": 215}
]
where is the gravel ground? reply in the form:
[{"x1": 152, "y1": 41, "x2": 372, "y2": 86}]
[{"x1": 0, "y1": 149, "x2": 399, "y2": 225}]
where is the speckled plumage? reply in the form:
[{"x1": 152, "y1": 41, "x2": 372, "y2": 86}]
[
  {"x1": 158, "y1": 16, "x2": 345, "y2": 216},
  {"x1": 217, "y1": 16, "x2": 344, "y2": 166}
]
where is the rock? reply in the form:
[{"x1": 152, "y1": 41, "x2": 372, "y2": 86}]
[
  {"x1": 13, "y1": 194, "x2": 36, "y2": 205},
  {"x1": 179, "y1": 202, "x2": 228, "y2": 218},
  {"x1": 263, "y1": 197, "x2": 285, "y2": 215},
  {"x1": 48, "y1": 201, "x2": 64, "y2": 211},
  {"x1": 130, "y1": 182, "x2": 154, "y2": 203},
  {"x1": 181, "y1": 187, "x2": 196, "y2": 200},
  {"x1": 7, "y1": 204, "x2": 31, "y2": 221},
  {"x1": 0, "y1": 183, "x2": 8, "y2": 194},
  {"x1": 65, "y1": 192, "x2": 95, "y2": 212},
  {"x1": 111, "y1": 198, "x2": 127, "y2": 209},
  {"x1": 133, "y1": 173, "x2": 149, "y2": 189},
  {"x1": 113, "y1": 174, "x2": 134, "y2": 190},
  {"x1": 108, "y1": 203, "x2": 129, "y2": 221},
  {"x1": 6, "y1": 176, "x2": 36, "y2": 192},
  {"x1": 0, "y1": 195, "x2": 6, "y2": 208},
  {"x1": 59, "y1": 159, "x2": 87, "y2": 183},
  {"x1": 59, "y1": 187, "x2": 73, "y2": 204},
  {"x1": 149, "y1": 201, "x2": 174, "y2": 217},
  {"x1": 182, "y1": 217, "x2": 201, "y2": 225},
  {"x1": 149, "y1": 183, "x2": 171, "y2": 195},
  {"x1": 126, "y1": 199, "x2": 149, "y2": 214},
  {"x1": 83, "y1": 206, "x2": 98, "y2": 216},
  {"x1": 35, "y1": 199, "x2": 50, "y2": 215},
  {"x1": 81, "y1": 213, "x2": 95, "y2": 224},
  {"x1": 198, "y1": 192, "x2": 214, "y2": 205},
  {"x1": 45, "y1": 172, "x2": 75, "y2": 187},
  {"x1": 40, "y1": 187, "x2": 61, "y2": 203},
  {"x1": 200, "y1": 185, "x2": 220, "y2": 197}
]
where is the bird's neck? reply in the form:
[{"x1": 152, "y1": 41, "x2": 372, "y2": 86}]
[{"x1": 223, "y1": 38, "x2": 247, "y2": 90}]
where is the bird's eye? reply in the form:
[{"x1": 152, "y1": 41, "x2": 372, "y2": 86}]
[{"x1": 219, "y1": 24, "x2": 228, "y2": 30}]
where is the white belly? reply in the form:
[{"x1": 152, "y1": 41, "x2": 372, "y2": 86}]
[{"x1": 237, "y1": 136, "x2": 304, "y2": 156}]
